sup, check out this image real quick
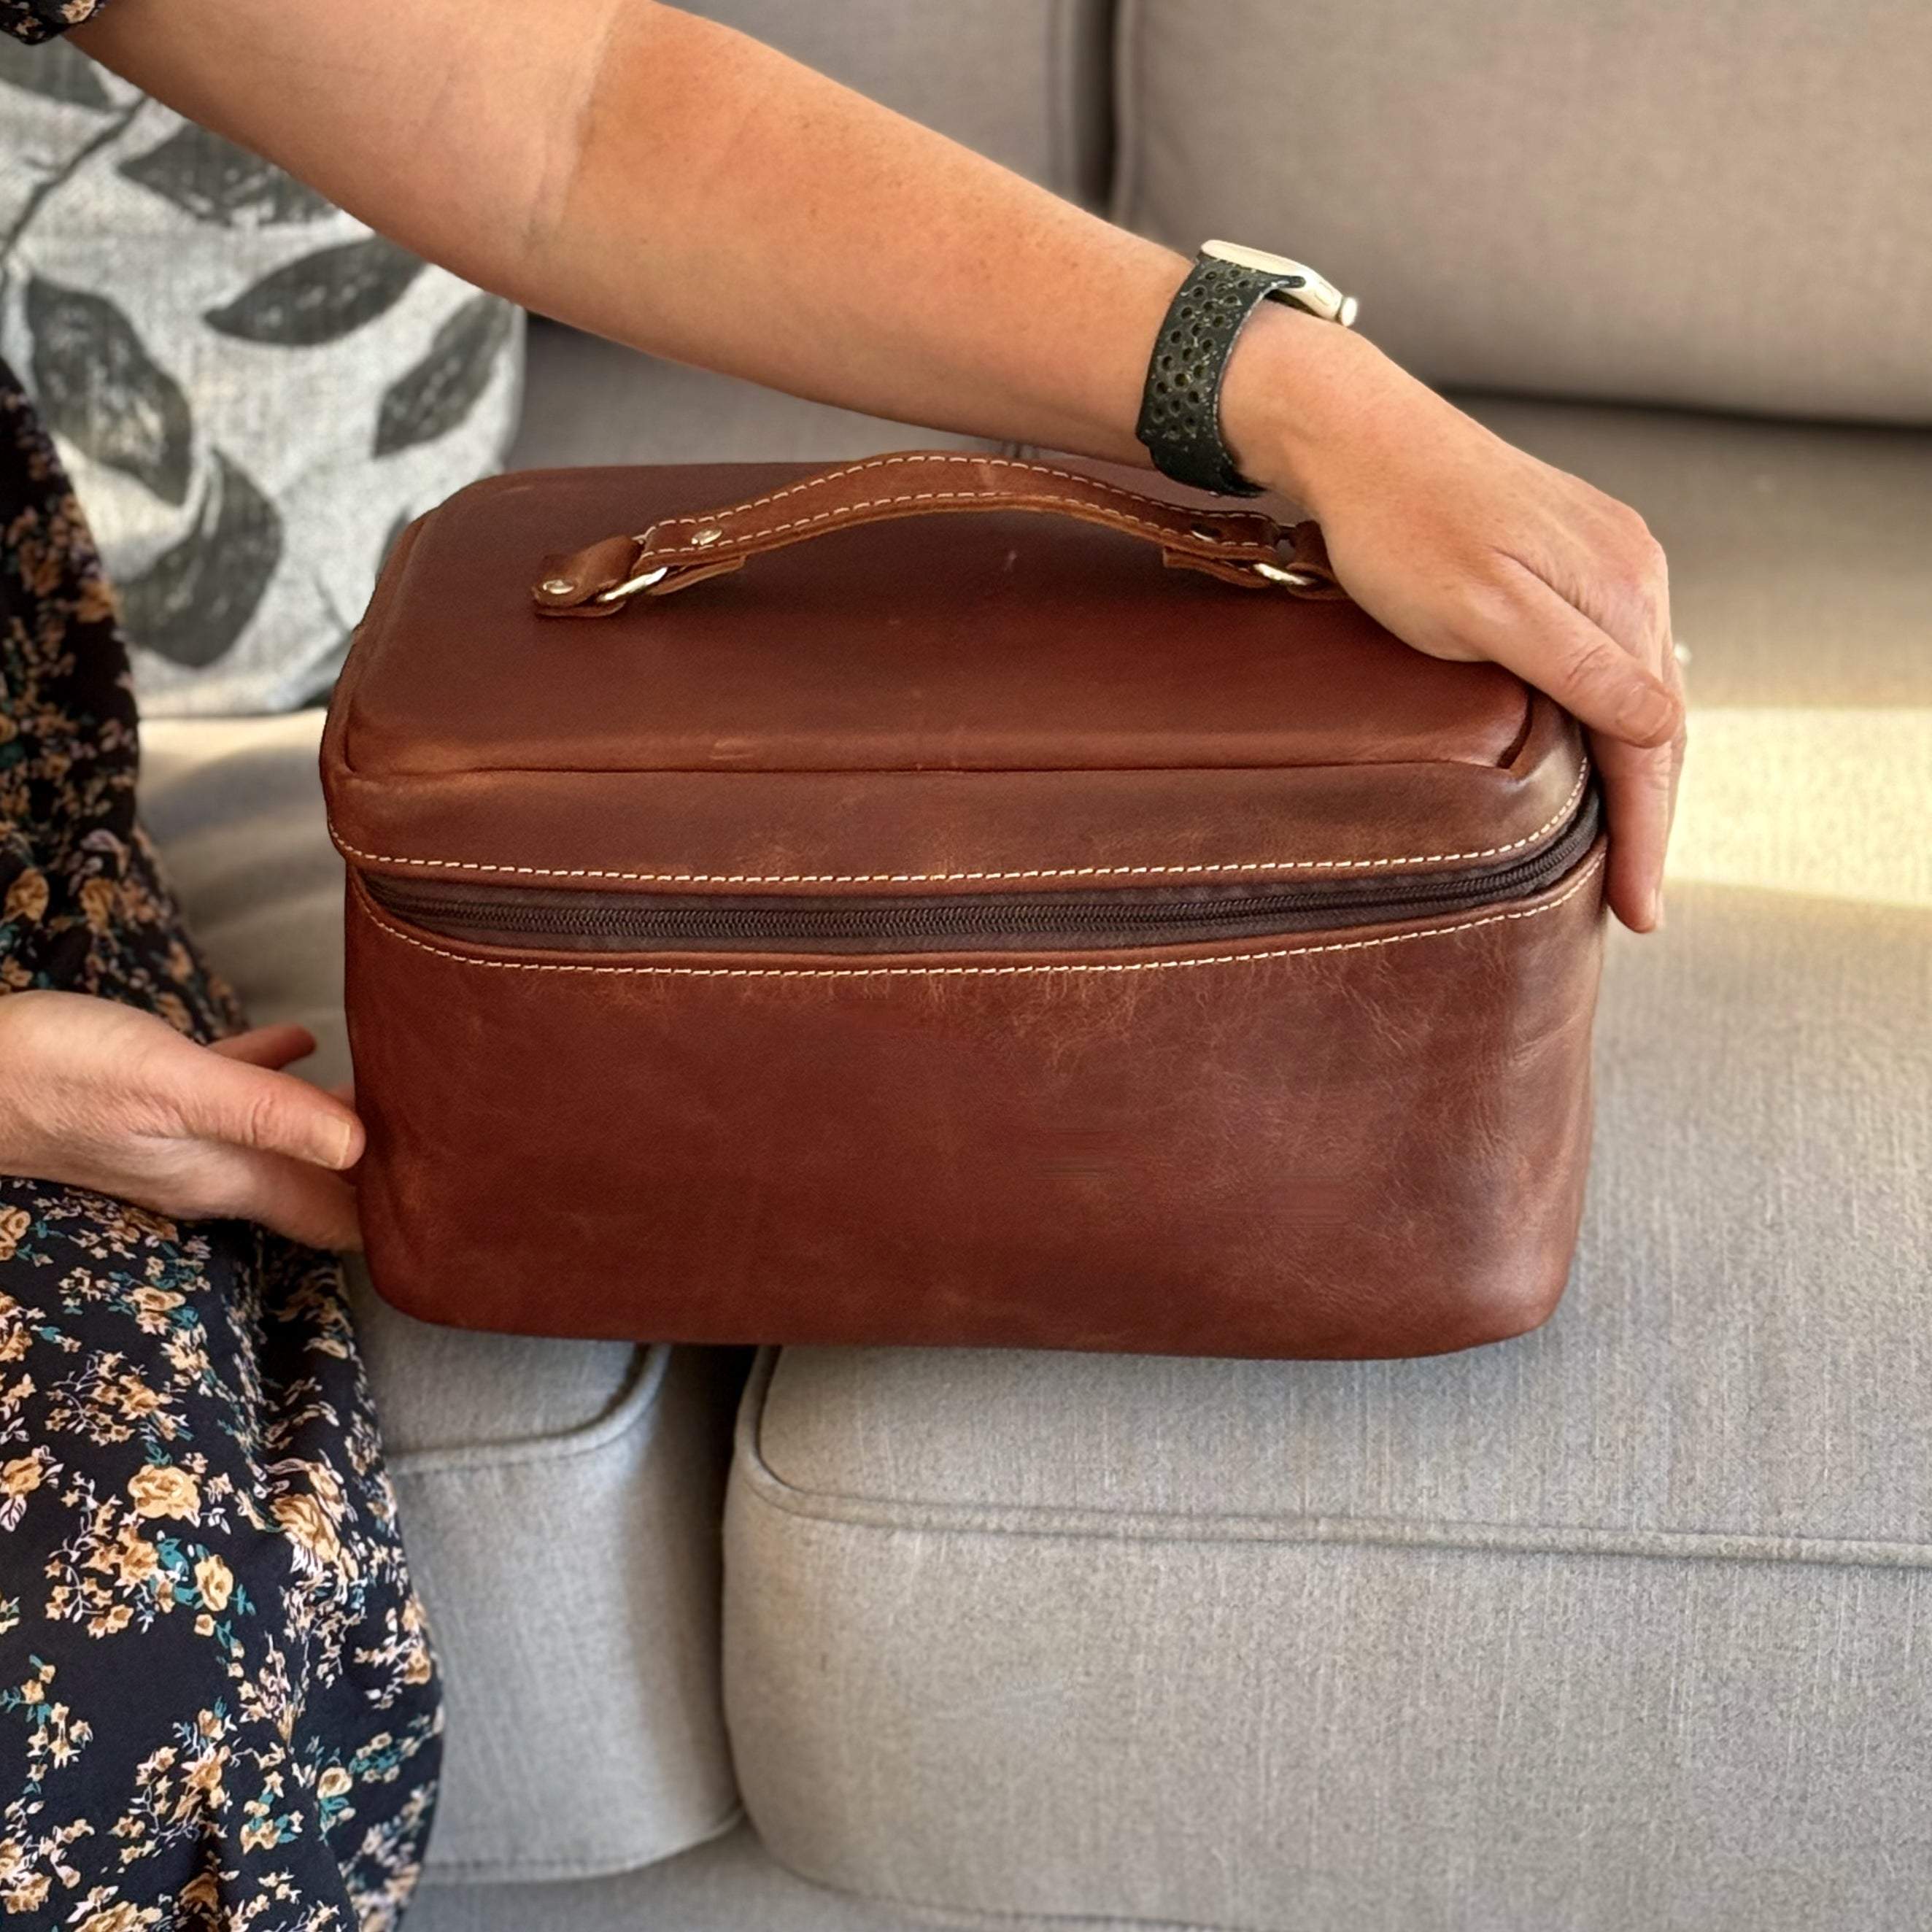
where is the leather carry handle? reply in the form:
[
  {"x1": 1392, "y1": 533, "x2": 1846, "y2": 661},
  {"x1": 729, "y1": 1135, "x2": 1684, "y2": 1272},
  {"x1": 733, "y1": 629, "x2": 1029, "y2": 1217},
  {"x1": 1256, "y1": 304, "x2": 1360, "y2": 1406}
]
[{"x1": 531, "y1": 452, "x2": 1346, "y2": 618}]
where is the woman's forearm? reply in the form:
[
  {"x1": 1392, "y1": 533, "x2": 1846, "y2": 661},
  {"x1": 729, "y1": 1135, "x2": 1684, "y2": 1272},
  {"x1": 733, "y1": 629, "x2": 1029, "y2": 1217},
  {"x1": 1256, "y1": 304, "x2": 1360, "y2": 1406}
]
[
  {"x1": 76, "y1": 0, "x2": 1353, "y2": 490},
  {"x1": 538, "y1": 4, "x2": 1195, "y2": 458}
]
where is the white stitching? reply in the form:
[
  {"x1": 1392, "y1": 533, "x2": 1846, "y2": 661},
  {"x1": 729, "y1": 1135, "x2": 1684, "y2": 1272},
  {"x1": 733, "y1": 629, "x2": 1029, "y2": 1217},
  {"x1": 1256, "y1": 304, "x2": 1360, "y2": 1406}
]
[
  {"x1": 354, "y1": 849, "x2": 1603, "y2": 981},
  {"x1": 326, "y1": 763, "x2": 1588, "y2": 886},
  {"x1": 646, "y1": 487, "x2": 1274, "y2": 562},
  {"x1": 641, "y1": 452, "x2": 1275, "y2": 546}
]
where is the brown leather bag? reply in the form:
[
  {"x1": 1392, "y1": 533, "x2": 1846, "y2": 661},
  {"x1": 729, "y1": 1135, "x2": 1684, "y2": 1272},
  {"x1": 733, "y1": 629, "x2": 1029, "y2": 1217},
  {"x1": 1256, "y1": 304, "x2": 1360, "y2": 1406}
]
[{"x1": 323, "y1": 452, "x2": 1606, "y2": 1359}]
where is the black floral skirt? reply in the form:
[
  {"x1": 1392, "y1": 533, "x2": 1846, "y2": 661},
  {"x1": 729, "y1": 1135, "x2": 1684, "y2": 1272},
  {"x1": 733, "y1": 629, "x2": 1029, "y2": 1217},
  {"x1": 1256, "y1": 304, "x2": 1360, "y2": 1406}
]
[{"x1": 0, "y1": 369, "x2": 441, "y2": 1924}]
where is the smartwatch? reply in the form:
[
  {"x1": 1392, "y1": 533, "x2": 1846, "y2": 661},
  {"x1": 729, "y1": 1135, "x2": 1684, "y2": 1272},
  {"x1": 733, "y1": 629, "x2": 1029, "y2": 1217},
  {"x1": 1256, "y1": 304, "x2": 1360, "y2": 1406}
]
[{"x1": 1136, "y1": 240, "x2": 1359, "y2": 497}]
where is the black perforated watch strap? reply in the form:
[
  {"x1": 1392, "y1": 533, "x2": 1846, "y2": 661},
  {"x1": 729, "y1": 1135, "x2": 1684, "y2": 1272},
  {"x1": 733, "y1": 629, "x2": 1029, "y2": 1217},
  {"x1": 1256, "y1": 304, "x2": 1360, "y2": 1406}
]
[{"x1": 1136, "y1": 255, "x2": 1312, "y2": 497}]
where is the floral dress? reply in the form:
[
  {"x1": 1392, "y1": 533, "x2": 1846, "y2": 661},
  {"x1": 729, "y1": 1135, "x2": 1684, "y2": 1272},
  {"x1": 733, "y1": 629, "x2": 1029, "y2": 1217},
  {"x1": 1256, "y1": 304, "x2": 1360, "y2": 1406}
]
[{"x1": 0, "y1": 12, "x2": 443, "y2": 1928}]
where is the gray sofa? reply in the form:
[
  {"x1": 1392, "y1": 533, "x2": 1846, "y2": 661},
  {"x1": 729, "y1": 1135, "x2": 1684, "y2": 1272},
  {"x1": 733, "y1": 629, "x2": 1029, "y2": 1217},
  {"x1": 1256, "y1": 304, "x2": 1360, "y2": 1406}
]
[{"x1": 139, "y1": 4, "x2": 1932, "y2": 1928}]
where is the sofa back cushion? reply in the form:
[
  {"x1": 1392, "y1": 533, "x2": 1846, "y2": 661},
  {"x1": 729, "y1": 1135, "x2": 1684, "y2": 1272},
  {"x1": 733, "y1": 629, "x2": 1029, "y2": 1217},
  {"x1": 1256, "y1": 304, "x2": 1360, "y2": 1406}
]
[
  {"x1": 696, "y1": 0, "x2": 1113, "y2": 207},
  {"x1": 1115, "y1": 0, "x2": 1932, "y2": 422}
]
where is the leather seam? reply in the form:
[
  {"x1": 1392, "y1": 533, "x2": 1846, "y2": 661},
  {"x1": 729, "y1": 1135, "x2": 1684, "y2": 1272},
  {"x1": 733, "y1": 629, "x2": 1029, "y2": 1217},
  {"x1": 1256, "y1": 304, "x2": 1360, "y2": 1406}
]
[
  {"x1": 647, "y1": 485, "x2": 1272, "y2": 561},
  {"x1": 639, "y1": 451, "x2": 1270, "y2": 546},
  {"x1": 350, "y1": 849, "x2": 1604, "y2": 980},
  {"x1": 328, "y1": 762, "x2": 1589, "y2": 886}
]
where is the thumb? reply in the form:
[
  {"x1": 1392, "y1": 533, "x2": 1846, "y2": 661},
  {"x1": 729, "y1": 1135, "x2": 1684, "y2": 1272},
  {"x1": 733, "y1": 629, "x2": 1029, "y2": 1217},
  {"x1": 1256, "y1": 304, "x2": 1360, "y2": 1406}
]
[
  {"x1": 173, "y1": 1143, "x2": 365, "y2": 1252},
  {"x1": 231, "y1": 1151, "x2": 366, "y2": 1252},
  {"x1": 170, "y1": 1053, "x2": 366, "y2": 1172}
]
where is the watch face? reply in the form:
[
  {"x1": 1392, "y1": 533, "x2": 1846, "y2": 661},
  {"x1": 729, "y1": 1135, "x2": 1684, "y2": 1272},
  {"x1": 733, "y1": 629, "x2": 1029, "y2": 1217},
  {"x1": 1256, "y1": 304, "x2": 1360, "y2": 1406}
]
[
  {"x1": 1202, "y1": 239, "x2": 1308, "y2": 277},
  {"x1": 1202, "y1": 239, "x2": 1358, "y2": 329}
]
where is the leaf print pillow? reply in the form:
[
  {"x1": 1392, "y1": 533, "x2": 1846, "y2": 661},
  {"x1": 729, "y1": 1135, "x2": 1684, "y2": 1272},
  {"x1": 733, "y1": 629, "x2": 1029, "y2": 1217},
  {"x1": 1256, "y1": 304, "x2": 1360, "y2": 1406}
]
[{"x1": 0, "y1": 42, "x2": 522, "y2": 715}]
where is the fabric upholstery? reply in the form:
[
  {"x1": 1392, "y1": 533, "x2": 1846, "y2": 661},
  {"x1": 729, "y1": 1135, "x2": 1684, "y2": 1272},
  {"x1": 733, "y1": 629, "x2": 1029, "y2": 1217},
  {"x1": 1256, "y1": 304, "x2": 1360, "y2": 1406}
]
[
  {"x1": 1456, "y1": 399, "x2": 1932, "y2": 915},
  {"x1": 509, "y1": 319, "x2": 993, "y2": 474},
  {"x1": 1458, "y1": 401, "x2": 1932, "y2": 710},
  {"x1": 400, "y1": 1345, "x2": 743, "y2": 1883},
  {"x1": 410, "y1": 1821, "x2": 1026, "y2": 1932},
  {"x1": 139, "y1": 715, "x2": 745, "y2": 1879},
  {"x1": 409, "y1": 1823, "x2": 968, "y2": 1932},
  {"x1": 510, "y1": 0, "x2": 1111, "y2": 476},
  {"x1": 1114, "y1": 0, "x2": 1932, "y2": 422},
  {"x1": 719, "y1": 398, "x2": 1932, "y2": 1929},
  {"x1": 690, "y1": 0, "x2": 1113, "y2": 210}
]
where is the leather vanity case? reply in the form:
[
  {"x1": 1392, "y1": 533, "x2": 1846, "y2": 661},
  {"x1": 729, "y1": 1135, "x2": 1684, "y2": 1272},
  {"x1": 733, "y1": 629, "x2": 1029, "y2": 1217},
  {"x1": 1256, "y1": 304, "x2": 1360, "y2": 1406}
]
[{"x1": 322, "y1": 452, "x2": 1607, "y2": 1359}]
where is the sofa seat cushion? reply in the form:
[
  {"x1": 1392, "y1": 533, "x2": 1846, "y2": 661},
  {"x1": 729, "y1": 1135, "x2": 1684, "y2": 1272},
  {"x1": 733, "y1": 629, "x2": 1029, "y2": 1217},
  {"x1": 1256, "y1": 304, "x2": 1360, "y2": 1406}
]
[
  {"x1": 408, "y1": 1821, "x2": 959, "y2": 1932},
  {"x1": 727, "y1": 903, "x2": 1931, "y2": 1932},
  {"x1": 139, "y1": 713, "x2": 743, "y2": 1881},
  {"x1": 720, "y1": 401, "x2": 1932, "y2": 1930}
]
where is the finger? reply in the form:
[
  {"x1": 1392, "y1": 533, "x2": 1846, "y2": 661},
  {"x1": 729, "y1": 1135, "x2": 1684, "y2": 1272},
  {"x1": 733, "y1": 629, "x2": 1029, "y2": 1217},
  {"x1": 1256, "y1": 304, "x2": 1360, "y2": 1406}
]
[
  {"x1": 1657, "y1": 635, "x2": 1690, "y2": 889},
  {"x1": 1481, "y1": 561, "x2": 1682, "y2": 750},
  {"x1": 1592, "y1": 730, "x2": 1678, "y2": 933},
  {"x1": 209, "y1": 1023, "x2": 318, "y2": 1071},
  {"x1": 170, "y1": 1057, "x2": 366, "y2": 1172},
  {"x1": 1606, "y1": 617, "x2": 1690, "y2": 932},
  {"x1": 1572, "y1": 506, "x2": 1673, "y2": 686},
  {"x1": 185, "y1": 1145, "x2": 364, "y2": 1251}
]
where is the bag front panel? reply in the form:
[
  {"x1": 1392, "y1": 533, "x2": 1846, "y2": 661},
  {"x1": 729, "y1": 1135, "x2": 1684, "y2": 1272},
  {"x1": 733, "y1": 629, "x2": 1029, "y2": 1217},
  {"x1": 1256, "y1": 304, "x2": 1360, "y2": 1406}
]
[{"x1": 343, "y1": 836, "x2": 1607, "y2": 1359}]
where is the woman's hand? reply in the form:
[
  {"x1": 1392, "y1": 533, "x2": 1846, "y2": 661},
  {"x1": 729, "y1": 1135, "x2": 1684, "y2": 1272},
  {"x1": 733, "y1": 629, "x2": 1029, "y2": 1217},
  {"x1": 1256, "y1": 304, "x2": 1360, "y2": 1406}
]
[
  {"x1": 0, "y1": 992, "x2": 364, "y2": 1250},
  {"x1": 1226, "y1": 307, "x2": 1685, "y2": 934}
]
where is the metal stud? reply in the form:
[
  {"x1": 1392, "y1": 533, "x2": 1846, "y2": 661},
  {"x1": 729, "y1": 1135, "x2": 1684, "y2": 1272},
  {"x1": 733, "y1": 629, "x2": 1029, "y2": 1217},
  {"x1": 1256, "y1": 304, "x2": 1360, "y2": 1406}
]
[
  {"x1": 690, "y1": 526, "x2": 723, "y2": 547},
  {"x1": 540, "y1": 577, "x2": 575, "y2": 596}
]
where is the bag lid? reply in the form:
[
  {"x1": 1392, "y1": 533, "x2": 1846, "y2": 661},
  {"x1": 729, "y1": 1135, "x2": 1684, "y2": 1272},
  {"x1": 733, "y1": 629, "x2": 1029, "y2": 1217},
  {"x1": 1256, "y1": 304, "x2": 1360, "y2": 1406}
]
[{"x1": 323, "y1": 455, "x2": 1586, "y2": 894}]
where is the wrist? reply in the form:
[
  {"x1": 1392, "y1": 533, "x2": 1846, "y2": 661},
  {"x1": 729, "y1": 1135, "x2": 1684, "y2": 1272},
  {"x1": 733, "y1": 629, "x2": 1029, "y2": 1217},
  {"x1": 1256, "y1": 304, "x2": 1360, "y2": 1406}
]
[{"x1": 1217, "y1": 299, "x2": 1393, "y2": 510}]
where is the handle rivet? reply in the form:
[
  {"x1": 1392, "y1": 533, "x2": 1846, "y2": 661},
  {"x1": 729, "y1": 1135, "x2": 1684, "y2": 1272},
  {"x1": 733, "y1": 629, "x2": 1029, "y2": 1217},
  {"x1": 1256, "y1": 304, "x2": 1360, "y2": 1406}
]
[
  {"x1": 540, "y1": 577, "x2": 576, "y2": 596},
  {"x1": 690, "y1": 525, "x2": 724, "y2": 547}
]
